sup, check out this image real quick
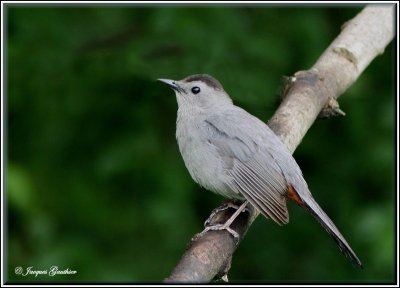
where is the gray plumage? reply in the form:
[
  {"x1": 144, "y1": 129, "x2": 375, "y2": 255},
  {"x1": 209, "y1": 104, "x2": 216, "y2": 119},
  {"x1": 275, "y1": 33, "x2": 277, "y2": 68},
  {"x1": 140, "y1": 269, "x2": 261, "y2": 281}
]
[{"x1": 158, "y1": 74, "x2": 362, "y2": 267}]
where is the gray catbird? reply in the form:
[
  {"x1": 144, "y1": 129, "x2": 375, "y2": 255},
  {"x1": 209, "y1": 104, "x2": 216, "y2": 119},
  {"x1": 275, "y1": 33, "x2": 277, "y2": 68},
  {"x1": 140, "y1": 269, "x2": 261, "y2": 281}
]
[{"x1": 158, "y1": 74, "x2": 362, "y2": 267}]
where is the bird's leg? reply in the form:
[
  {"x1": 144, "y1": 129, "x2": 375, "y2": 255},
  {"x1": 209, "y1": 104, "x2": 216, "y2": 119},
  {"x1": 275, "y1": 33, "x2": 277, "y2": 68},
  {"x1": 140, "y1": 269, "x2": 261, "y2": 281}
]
[
  {"x1": 202, "y1": 200, "x2": 249, "y2": 244},
  {"x1": 218, "y1": 200, "x2": 249, "y2": 230},
  {"x1": 204, "y1": 200, "x2": 247, "y2": 227}
]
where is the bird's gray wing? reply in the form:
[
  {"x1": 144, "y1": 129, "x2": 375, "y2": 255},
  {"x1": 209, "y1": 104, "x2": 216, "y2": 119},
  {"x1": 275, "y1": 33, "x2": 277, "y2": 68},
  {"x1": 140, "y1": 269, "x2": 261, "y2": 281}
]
[
  {"x1": 204, "y1": 108, "x2": 290, "y2": 225},
  {"x1": 204, "y1": 108, "x2": 363, "y2": 266}
]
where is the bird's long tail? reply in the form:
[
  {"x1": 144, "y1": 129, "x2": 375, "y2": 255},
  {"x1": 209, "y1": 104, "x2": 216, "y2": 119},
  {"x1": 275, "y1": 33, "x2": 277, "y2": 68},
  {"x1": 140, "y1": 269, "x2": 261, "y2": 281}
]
[{"x1": 302, "y1": 197, "x2": 363, "y2": 268}]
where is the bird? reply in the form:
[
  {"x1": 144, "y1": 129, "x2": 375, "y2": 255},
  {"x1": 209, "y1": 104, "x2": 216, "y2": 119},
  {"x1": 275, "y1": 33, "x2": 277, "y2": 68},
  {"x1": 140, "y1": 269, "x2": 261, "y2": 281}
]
[{"x1": 158, "y1": 74, "x2": 362, "y2": 268}]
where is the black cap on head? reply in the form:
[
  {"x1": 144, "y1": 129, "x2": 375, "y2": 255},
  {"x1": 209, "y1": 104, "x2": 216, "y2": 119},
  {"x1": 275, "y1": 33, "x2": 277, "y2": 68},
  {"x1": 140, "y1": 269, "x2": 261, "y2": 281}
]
[{"x1": 183, "y1": 74, "x2": 224, "y2": 91}]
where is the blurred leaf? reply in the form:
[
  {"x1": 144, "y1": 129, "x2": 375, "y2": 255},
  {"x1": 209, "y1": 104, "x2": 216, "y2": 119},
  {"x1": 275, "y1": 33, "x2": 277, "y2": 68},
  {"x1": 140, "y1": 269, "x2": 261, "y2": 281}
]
[{"x1": 7, "y1": 163, "x2": 34, "y2": 212}]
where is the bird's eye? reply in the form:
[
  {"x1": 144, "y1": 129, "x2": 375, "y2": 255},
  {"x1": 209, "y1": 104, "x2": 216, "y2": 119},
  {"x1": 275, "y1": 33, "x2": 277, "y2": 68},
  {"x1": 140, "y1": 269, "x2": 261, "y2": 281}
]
[{"x1": 191, "y1": 86, "x2": 200, "y2": 94}]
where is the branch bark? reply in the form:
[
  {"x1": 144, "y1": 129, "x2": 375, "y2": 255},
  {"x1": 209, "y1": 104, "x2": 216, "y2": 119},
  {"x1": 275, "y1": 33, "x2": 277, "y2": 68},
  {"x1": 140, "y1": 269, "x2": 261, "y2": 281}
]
[{"x1": 165, "y1": 4, "x2": 395, "y2": 283}]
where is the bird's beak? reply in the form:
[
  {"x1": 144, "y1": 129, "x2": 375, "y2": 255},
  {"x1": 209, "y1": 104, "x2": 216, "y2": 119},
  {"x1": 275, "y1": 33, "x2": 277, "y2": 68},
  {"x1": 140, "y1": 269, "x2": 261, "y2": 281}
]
[{"x1": 158, "y1": 78, "x2": 186, "y2": 94}]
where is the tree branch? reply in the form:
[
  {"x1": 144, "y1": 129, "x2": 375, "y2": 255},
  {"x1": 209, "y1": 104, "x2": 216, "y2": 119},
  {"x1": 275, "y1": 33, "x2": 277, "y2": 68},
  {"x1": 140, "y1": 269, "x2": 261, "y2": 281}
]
[
  {"x1": 269, "y1": 4, "x2": 394, "y2": 153},
  {"x1": 164, "y1": 5, "x2": 394, "y2": 283}
]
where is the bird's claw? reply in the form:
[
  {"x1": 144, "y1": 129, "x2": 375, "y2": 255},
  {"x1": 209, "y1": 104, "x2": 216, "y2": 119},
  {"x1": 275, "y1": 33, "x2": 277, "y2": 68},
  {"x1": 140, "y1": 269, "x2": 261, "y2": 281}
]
[{"x1": 202, "y1": 224, "x2": 240, "y2": 245}]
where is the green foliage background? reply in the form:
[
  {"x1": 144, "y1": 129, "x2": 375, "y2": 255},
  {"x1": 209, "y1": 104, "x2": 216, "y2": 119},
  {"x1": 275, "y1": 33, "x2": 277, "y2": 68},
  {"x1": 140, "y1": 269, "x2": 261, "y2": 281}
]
[{"x1": 6, "y1": 4, "x2": 394, "y2": 283}]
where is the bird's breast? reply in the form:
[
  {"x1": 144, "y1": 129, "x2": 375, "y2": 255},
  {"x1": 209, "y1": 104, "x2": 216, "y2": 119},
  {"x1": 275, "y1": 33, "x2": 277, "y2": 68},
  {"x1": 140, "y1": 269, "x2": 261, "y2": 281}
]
[{"x1": 175, "y1": 113, "x2": 240, "y2": 199}]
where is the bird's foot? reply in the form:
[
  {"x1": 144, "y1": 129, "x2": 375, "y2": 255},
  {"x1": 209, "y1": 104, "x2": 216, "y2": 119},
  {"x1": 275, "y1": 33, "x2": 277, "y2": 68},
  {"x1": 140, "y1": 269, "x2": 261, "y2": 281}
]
[
  {"x1": 202, "y1": 223, "x2": 240, "y2": 244},
  {"x1": 200, "y1": 200, "x2": 249, "y2": 245}
]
